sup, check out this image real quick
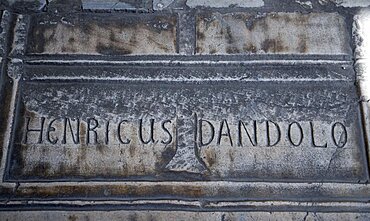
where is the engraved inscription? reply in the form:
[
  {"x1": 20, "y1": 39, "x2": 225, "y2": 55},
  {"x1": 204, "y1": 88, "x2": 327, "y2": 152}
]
[
  {"x1": 23, "y1": 117, "x2": 174, "y2": 146},
  {"x1": 6, "y1": 74, "x2": 367, "y2": 182}
]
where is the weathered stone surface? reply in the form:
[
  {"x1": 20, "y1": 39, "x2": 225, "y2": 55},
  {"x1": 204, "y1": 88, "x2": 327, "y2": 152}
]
[
  {"x1": 1, "y1": 0, "x2": 46, "y2": 12},
  {"x1": 2, "y1": 211, "x2": 370, "y2": 221},
  {"x1": 186, "y1": 0, "x2": 264, "y2": 8},
  {"x1": 153, "y1": 0, "x2": 175, "y2": 10},
  {"x1": 196, "y1": 12, "x2": 351, "y2": 55},
  {"x1": 26, "y1": 13, "x2": 177, "y2": 55},
  {"x1": 0, "y1": 1, "x2": 369, "y2": 217},
  {"x1": 82, "y1": 0, "x2": 145, "y2": 10},
  {"x1": 333, "y1": 0, "x2": 370, "y2": 8},
  {"x1": 4, "y1": 64, "x2": 366, "y2": 182}
]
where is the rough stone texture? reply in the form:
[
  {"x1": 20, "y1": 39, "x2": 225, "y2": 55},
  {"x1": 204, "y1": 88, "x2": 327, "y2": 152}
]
[
  {"x1": 0, "y1": 0, "x2": 370, "y2": 218},
  {"x1": 354, "y1": 8, "x2": 370, "y2": 186},
  {"x1": 26, "y1": 13, "x2": 177, "y2": 55},
  {"x1": 1, "y1": 0, "x2": 47, "y2": 12},
  {"x1": 196, "y1": 12, "x2": 351, "y2": 55},
  {"x1": 82, "y1": 0, "x2": 146, "y2": 10},
  {"x1": 4, "y1": 64, "x2": 366, "y2": 182},
  {"x1": 153, "y1": 0, "x2": 175, "y2": 10},
  {"x1": 187, "y1": 0, "x2": 264, "y2": 8},
  {"x1": 333, "y1": 0, "x2": 370, "y2": 8},
  {"x1": 2, "y1": 211, "x2": 370, "y2": 221}
]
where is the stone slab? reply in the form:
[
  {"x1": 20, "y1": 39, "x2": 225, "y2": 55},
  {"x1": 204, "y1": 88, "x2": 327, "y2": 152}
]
[
  {"x1": 1, "y1": 211, "x2": 370, "y2": 221},
  {"x1": 1, "y1": 0, "x2": 46, "y2": 12},
  {"x1": 333, "y1": 0, "x2": 370, "y2": 8},
  {"x1": 196, "y1": 12, "x2": 351, "y2": 55},
  {"x1": 3, "y1": 64, "x2": 367, "y2": 182},
  {"x1": 26, "y1": 13, "x2": 177, "y2": 55},
  {"x1": 82, "y1": 0, "x2": 146, "y2": 10},
  {"x1": 187, "y1": 0, "x2": 264, "y2": 8}
]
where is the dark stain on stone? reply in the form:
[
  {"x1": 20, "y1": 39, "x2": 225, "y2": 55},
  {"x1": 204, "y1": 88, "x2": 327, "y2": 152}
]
[
  {"x1": 96, "y1": 143, "x2": 105, "y2": 154},
  {"x1": 31, "y1": 162, "x2": 51, "y2": 177},
  {"x1": 96, "y1": 42, "x2": 132, "y2": 55},
  {"x1": 129, "y1": 144, "x2": 135, "y2": 157},
  {"x1": 147, "y1": 35, "x2": 171, "y2": 52},
  {"x1": 225, "y1": 26, "x2": 234, "y2": 44},
  {"x1": 262, "y1": 39, "x2": 286, "y2": 53},
  {"x1": 68, "y1": 37, "x2": 75, "y2": 43},
  {"x1": 197, "y1": 30, "x2": 205, "y2": 41},
  {"x1": 226, "y1": 46, "x2": 240, "y2": 54},
  {"x1": 298, "y1": 35, "x2": 308, "y2": 53},
  {"x1": 204, "y1": 148, "x2": 216, "y2": 167},
  {"x1": 196, "y1": 46, "x2": 204, "y2": 54},
  {"x1": 209, "y1": 48, "x2": 217, "y2": 54},
  {"x1": 245, "y1": 19, "x2": 255, "y2": 31},
  {"x1": 243, "y1": 43, "x2": 257, "y2": 53},
  {"x1": 156, "y1": 143, "x2": 176, "y2": 171},
  {"x1": 68, "y1": 215, "x2": 78, "y2": 221},
  {"x1": 109, "y1": 31, "x2": 118, "y2": 43}
]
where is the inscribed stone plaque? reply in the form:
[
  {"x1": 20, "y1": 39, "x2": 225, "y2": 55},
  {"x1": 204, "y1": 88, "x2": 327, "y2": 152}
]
[{"x1": 4, "y1": 64, "x2": 368, "y2": 182}]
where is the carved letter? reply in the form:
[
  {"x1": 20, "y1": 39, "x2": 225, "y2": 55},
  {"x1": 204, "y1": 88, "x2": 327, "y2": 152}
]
[
  {"x1": 288, "y1": 122, "x2": 303, "y2": 146},
  {"x1": 161, "y1": 120, "x2": 173, "y2": 145},
  {"x1": 62, "y1": 118, "x2": 80, "y2": 144},
  {"x1": 24, "y1": 117, "x2": 45, "y2": 144},
  {"x1": 218, "y1": 119, "x2": 233, "y2": 146},
  {"x1": 199, "y1": 119, "x2": 215, "y2": 147},
  {"x1": 105, "y1": 120, "x2": 110, "y2": 145},
  {"x1": 266, "y1": 121, "x2": 281, "y2": 147},
  {"x1": 87, "y1": 118, "x2": 98, "y2": 144},
  {"x1": 310, "y1": 121, "x2": 327, "y2": 148},
  {"x1": 331, "y1": 122, "x2": 347, "y2": 148},
  {"x1": 47, "y1": 118, "x2": 58, "y2": 144},
  {"x1": 238, "y1": 120, "x2": 257, "y2": 147},
  {"x1": 139, "y1": 119, "x2": 155, "y2": 144},
  {"x1": 117, "y1": 120, "x2": 130, "y2": 144}
]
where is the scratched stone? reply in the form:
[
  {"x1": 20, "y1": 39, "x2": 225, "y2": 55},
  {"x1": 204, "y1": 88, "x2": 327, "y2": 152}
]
[
  {"x1": 4, "y1": 65, "x2": 367, "y2": 182},
  {"x1": 26, "y1": 13, "x2": 177, "y2": 55},
  {"x1": 196, "y1": 12, "x2": 351, "y2": 55}
]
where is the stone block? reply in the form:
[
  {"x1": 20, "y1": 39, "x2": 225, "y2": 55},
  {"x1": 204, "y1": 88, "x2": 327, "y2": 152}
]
[
  {"x1": 4, "y1": 64, "x2": 366, "y2": 182},
  {"x1": 196, "y1": 12, "x2": 351, "y2": 55},
  {"x1": 82, "y1": 0, "x2": 145, "y2": 10},
  {"x1": 187, "y1": 0, "x2": 264, "y2": 8},
  {"x1": 1, "y1": 0, "x2": 46, "y2": 12},
  {"x1": 26, "y1": 13, "x2": 177, "y2": 55}
]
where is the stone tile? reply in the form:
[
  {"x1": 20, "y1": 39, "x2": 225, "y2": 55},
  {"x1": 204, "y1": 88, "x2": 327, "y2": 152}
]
[
  {"x1": 333, "y1": 0, "x2": 370, "y2": 8},
  {"x1": 2, "y1": 0, "x2": 46, "y2": 12},
  {"x1": 1, "y1": 211, "x2": 370, "y2": 221},
  {"x1": 82, "y1": 0, "x2": 145, "y2": 10},
  {"x1": 5, "y1": 64, "x2": 366, "y2": 182},
  {"x1": 196, "y1": 12, "x2": 351, "y2": 55},
  {"x1": 26, "y1": 13, "x2": 177, "y2": 55},
  {"x1": 187, "y1": 0, "x2": 264, "y2": 8}
]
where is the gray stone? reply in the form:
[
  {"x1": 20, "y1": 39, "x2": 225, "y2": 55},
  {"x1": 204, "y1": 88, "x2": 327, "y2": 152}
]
[
  {"x1": 2, "y1": 0, "x2": 47, "y2": 12},
  {"x1": 153, "y1": 0, "x2": 174, "y2": 10},
  {"x1": 82, "y1": 0, "x2": 144, "y2": 10},
  {"x1": 333, "y1": 0, "x2": 370, "y2": 8},
  {"x1": 354, "y1": 9, "x2": 370, "y2": 172},
  {"x1": 2, "y1": 211, "x2": 370, "y2": 221},
  {"x1": 196, "y1": 12, "x2": 351, "y2": 55},
  {"x1": 186, "y1": 0, "x2": 264, "y2": 8},
  {"x1": 0, "y1": 1, "x2": 370, "y2": 217},
  {"x1": 4, "y1": 64, "x2": 366, "y2": 182},
  {"x1": 26, "y1": 13, "x2": 177, "y2": 55}
]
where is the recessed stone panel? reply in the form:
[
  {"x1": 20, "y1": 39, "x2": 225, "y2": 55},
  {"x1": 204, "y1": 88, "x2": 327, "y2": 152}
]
[
  {"x1": 5, "y1": 65, "x2": 367, "y2": 182},
  {"x1": 196, "y1": 12, "x2": 351, "y2": 55},
  {"x1": 26, "y1": 13, "x2": 177, "y2": 55}
]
